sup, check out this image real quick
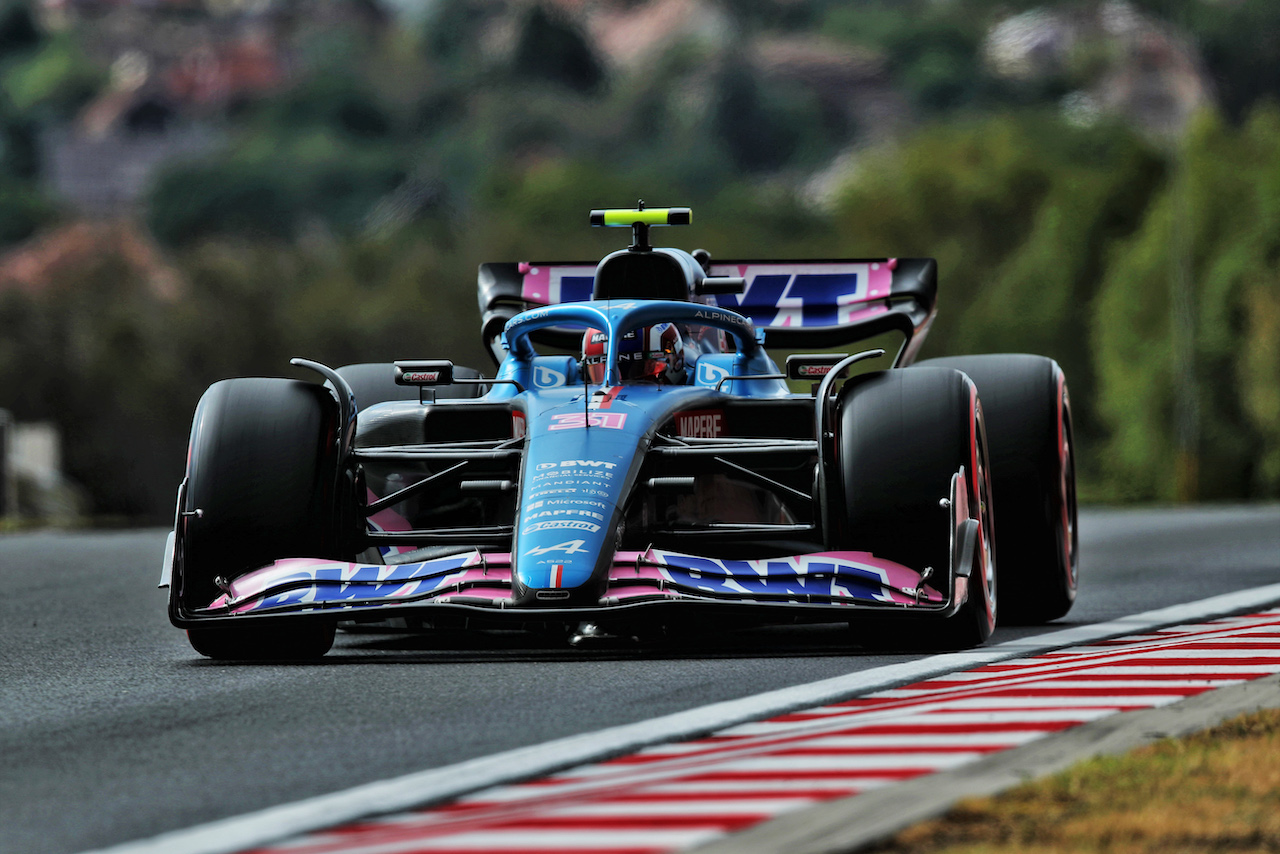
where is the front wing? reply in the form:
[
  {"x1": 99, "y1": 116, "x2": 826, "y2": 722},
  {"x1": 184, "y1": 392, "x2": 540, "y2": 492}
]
[{"x1": 177, "y1": 548, "x2": 954, "y2": 627}]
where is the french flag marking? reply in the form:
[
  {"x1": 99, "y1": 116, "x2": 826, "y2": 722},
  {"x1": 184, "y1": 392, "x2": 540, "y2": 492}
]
[{"x1": 550, "y1": 564, "x2": 564, "y2": 587}]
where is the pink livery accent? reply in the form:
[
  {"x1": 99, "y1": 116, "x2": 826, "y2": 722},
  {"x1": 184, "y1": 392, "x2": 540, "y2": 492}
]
[
  {"x1": 519, "y1": 263, "x2": 596, "y2": 305},
  {"x1": 365, "y1": 487, "x2": 417, "y2": 557},
  {"x1": 197, "y1": 548, "x2": 940, "y2": 614}
]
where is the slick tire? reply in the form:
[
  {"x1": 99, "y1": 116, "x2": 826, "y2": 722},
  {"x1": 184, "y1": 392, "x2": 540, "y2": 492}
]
[
  {"x1": 178, "y1": 378, "x2": 341, "y2": 660},
  {"x1": 336, "y1": 363, "x2": 486, "y2": 410},
  {"x1": 835, "y1": 368, "x2": 996, "y2": 650},
  {"x1": 916, "y1": 355, "x2": 1077, "y2": 624}
]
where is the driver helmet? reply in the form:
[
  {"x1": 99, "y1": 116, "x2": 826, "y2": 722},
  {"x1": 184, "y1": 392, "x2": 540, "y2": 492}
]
[{"x1": 582, "y1": 323, "x2": 686, "y2": 385}]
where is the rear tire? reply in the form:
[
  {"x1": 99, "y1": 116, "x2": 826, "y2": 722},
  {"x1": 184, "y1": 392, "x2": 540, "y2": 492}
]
[
  {"x1": 834, "y1": 368, "x2": 996, "y2": 649},
  {"x1": 178, "y1": 378, "x2": 342, "y2": 659},
  {"x1": 916, "y1": 355, "x2": 1077, "y2": 624}
]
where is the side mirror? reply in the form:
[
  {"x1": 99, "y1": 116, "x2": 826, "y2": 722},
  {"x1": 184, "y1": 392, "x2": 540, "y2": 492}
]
[{"x1": 394, "y1": 360, "x2": 455, "y2": 386}]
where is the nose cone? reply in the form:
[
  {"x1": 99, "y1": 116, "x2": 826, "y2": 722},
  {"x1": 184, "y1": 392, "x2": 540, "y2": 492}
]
[{"x1": 512, "y1": 390, "x2": 639, "y2": 603}]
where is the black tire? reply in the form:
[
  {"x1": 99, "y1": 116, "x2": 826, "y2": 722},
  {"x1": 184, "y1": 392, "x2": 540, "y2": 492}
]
[
  {"x1": 916, "y1": 355, "x2": 1077, "y2": 624},
  {"x1": 335, "y1": 363, "x2": 486, "y2": 411},
  {"x1": 178, "y1": 378, "x2": 341, "y2": 659},
  {"x1": 835, "y1": 368, "x2": 996, "y2": 649}
]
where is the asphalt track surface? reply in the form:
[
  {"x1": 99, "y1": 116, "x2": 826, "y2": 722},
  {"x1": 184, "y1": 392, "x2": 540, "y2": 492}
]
[{"x1": 2, "y1": 505, "x2": 1279, "y2": 854}]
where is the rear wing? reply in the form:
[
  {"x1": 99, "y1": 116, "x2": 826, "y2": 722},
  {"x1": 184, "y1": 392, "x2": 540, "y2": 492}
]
[{"x1": 478, "y1": 257, "x2": 937, "y2": 365}]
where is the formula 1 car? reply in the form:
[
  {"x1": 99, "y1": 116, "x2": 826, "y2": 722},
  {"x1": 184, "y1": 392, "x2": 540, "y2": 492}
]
[{"x1": 161, "y1": 206, "x2": 1078, "y2": 659}]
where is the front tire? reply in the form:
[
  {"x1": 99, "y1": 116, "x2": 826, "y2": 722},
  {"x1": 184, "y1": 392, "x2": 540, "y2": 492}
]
[
  {"x1": 917, "y1": 355, "x2": 1077, "y2": 624},
  {"x1": 177, "y1": 378, "x2": 342, "y2": 659},
  {"x1": 834, "y1": 368, "x2": 996, "y2": 649}
]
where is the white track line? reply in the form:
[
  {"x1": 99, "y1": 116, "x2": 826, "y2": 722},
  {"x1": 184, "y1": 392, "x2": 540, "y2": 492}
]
[{"x1": 82, "y1": 582, "x2": 1280, "y2": 854}]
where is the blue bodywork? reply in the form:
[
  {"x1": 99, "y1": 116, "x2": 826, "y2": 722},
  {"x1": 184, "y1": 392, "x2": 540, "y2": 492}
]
[{"x1": 491, "y1": 299, "x2": 788, "y2": 600}]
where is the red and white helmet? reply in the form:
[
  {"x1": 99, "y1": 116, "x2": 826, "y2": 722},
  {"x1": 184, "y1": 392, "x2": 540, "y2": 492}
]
[{"x1": 582, "y1": 324, "x2": 686, "y2": 385}]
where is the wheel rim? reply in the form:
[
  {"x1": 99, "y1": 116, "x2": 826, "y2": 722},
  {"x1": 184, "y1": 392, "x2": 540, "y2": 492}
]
[
  {"x1": 1058, "y1": 395, "x2": 1079, "y2": 593},
  {"x1": 974, "y1": 413, "x2": 997, "y2": 630}
]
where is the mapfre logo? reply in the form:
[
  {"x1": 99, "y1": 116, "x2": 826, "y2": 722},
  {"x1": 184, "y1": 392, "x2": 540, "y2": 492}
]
[{"x1": 675, "y1": 409, "x2": 724, "y2": 438}]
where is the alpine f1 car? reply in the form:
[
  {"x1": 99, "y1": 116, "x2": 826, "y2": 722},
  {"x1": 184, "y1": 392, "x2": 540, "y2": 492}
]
[{"x1": 161, "y1": 206, "x2": 1078, "y2": 659}]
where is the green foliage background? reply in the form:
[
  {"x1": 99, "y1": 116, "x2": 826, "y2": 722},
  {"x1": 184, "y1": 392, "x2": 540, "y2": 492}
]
[{"x1": 2, "y1": 0, "x2": 1280, "y2": 517}]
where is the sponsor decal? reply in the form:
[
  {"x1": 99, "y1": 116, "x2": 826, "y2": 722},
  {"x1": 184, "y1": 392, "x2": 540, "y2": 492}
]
[
  {"x1": 675, "y1": 409, "x2": 724, "y2": 438},
  {"x1": 709, "y1": 265, "x2": 869, "y2": 328},
  {"x1": 527, "y1": 498, "x2": 608, "y2": 511},
  {"x1": 797, "y1": 364, "x2": 833, "y2": 378},
  {"x1": 697, "y1": 362, "x2": 730, "y2": 386},
  {"x1": 512, "y1": 411, "x2": 526, "y2": 439},
  {"x1": 527, "y1": 488, "x2": 579, "y2": 499},
  {"x1": 549, "y1": 412, "x2": 628, "y2": 430},
  {"x1": 402, "y1": 371, "x2": 439, "y2": 383},
  {"x1": 523, "y1": 520, "x2": 602, "y2": 534},
  {"x1": 524, "y1": 539, "x2": 590, "y2": 557},
  {"x1": 654, "y1": 553, "x2": 901, "y2": 603},
  {"x1": 524, "y1": 509, "x2": 605, "y2": 521},
  {"x1": 534, "y1": 365, "x2": 566, "y2": 388},
  {"x1": 536, "y1": 460, "x2": 618, "y2": 471},
  {"x1": 529, "y1": 475, "x2": 615, "y2": 490}
]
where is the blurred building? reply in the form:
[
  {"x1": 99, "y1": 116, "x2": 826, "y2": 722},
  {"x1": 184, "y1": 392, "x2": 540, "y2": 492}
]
[
  {"x1": 984, "y1": 1, "x2": 1214, "y2": 137},
  {"x1": 37, "y1": 0, "x2": 388, "y2": 215}
]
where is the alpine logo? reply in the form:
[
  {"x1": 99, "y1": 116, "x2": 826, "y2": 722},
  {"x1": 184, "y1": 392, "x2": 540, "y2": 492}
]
[{"x1": 524, "y1": 539, "x2": 589, "y2": 556}]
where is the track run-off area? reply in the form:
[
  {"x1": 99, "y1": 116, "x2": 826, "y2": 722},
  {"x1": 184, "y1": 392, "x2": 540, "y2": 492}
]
[{"x1": 2, "y1": 505, "x2": 1279, "y2": 854}]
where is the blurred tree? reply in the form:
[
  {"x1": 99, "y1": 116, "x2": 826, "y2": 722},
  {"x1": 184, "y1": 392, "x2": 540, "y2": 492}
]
[
  {"x1": 423, "y1": 0, "x2": 496, "y2": 69},
  {"x1": 0, "y1": 179, "x2": 54, "y2": 244},
  {"x1": 833, "y1": 113, "x2": 1167, "y2": 491},
  {"x1": 1094, "y1": 107, "x2": 1280, "y2": 500},
  {"x1": 1133, "y1": 0, "x2": 1280, "y2": 123},
  {"x1": 247, "y1": 70, "x2": 398, "y2": 141},
  {"x1": 0, "y1": 0, "x2": 39, "y2": 60},
  {"x1": 2, "y1": 33, "x2": 102, "y2": 121},
  {"x1": 511, "y1": 5, "x2": 604, "y2": 94},
  {"x1": 711, "y1": 55, "x2": 828, "y2": 173},
  {"x1": 822, "y1": 0, "x2": 994, "y2": 114}
]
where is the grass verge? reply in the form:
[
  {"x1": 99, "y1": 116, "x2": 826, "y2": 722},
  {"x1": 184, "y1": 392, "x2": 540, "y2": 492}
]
[{"x1": 866, "y1": 706, "x2": 1280, "y2": 853}]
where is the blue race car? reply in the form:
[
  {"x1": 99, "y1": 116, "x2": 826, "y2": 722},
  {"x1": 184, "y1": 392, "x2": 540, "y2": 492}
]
[{"x1": 161, "y1": 206, "x2": 1078, "y2": 659}]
